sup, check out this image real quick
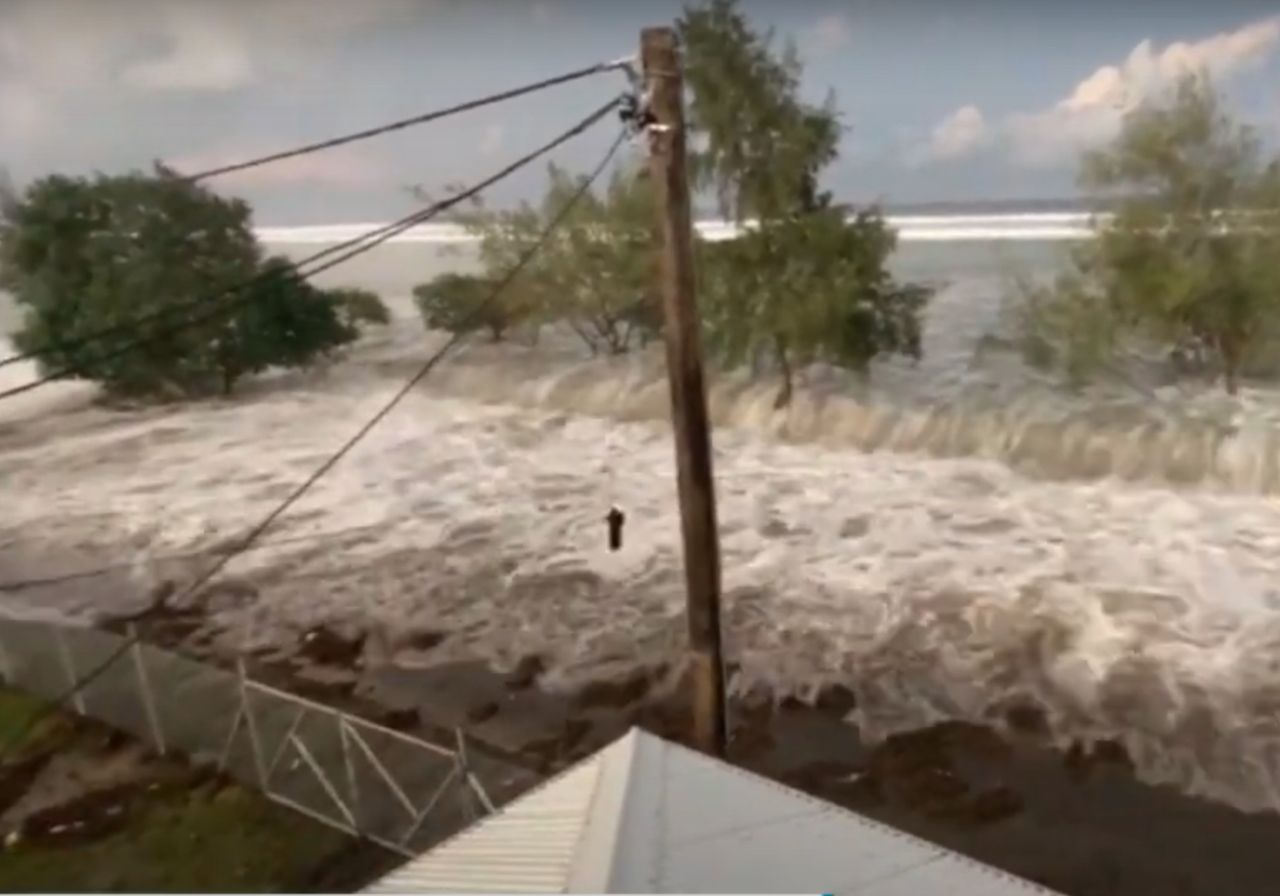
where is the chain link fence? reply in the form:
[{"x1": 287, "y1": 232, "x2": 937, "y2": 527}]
[{"x1": 0, "y1": 613, "x2": 508, "y2": 857}]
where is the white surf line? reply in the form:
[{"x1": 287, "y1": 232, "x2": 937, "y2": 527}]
[{"x1": 257, "y1": 214, "x2": 1097, "y2": 245}]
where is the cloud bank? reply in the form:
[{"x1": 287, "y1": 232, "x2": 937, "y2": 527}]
[
  {"x1": 922, "y1": 15, "x2": 1280, "y2": 169},
  {"x1": 0, "y1": 0, "x2": 421, "y2": 139}
]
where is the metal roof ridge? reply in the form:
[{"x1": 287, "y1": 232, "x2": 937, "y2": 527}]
[
  {"x1": 565, "y1": 727, "x2": 646, "y2": 892},
  {"x1": 361, "y1": 731, "x2": 623, "y2": 894}
]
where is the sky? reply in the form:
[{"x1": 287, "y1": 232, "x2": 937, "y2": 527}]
[{"x1": 1, "y1": 0, "x2": 1279, "y2": 224}]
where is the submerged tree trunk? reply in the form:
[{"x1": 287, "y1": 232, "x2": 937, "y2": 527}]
[
  {"x1": 1224, "y1": 361, "x2": 1240, "y2": 396},
  {"x1": 216, "y1": 340, "x2": 237, "y2": 397},
  {"x1": 773, "y1": 334, "x2": 793, "y2": 409},
  {"x1": 1218, "y1": 334, "x2": 1241, "y2": 396}
]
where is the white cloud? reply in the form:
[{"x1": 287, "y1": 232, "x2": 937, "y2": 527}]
[
  {"x1": 919, "y1": 15, "x2": 1280, "y2": 170},
  {"x1": 0, "y1": 82, "x2": 49, "y2": 142},
  {"x1": 0, "y1": 0, "x2": 421, "y2": 94},
  {"x1": 808, "y1": 13, "x2": 853, "y2": 56},
  {"x1": 923, "y1": 105, "x2": 988, "y2": 162},
  {"x1": 1011, "y1": 16, "x2": 1280, "y2": 167},
  {"x1": 478, "y1": 124, "x2": 507, "y2": 158}
]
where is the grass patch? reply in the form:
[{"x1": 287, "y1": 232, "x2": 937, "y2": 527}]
[
  {"x1": 0, "y1": 687, "x2": 398, "y2": 892},
  {"x1": 0, "y1": 689, "x2": 73, "y2": 760},
  {"x1": 0, "y1": 781, "x2": 353, "y2": 892}
]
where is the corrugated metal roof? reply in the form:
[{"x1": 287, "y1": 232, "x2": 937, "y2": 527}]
[
  {"x1": 366, "y1": 728, "x2": 1063, "y2": 895},
  {"x1": 365, "y1": 748, "x2": 607, "y2": 893}
]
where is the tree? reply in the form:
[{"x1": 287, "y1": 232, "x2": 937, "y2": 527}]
[
  {"x1": 1011, "y1": 75, "x2": 1280, "y2": 395},
  {"x1": 214, "y1": 256, "x2": 358, "y2": 395},
  {"x1": 423, "y1": 163, "x2": 661, "y2": 355},
  {"x1": 679, "y1": 0, "x2": 840, "y2": 222},
  {"x1": 677, "y1": 0, "x2": 931, "y2": 406},
  {"x1": 0, "y1": 170, "x2": 359, "y2": 398},
  {"x1": 329, "y1": 287, "x2": 391, "y2": 329},
  {"x1": 701, "y1": 210, "x2": 927, "y2": 406},
  {"x1": 413, "y1": 272, "x2": 512, "y2": 341}
]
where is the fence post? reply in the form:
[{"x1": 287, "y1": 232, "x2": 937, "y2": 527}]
[
  {"x1": 238, "y1": 659, "x2": 269, "y2": 788},
  {"x1": 127, "y1": 623, "x2": 166, "y2": 755},
  {"x1": 455, "y1": 727, "x2": 495, "y2": 814},
  {"x1": 54, "y1": 627, "x2": 86, "y2": 715}
]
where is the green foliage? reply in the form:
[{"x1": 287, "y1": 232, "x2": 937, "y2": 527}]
[
  {"x1": 1, "y1": 171, "x2": 356, "y2": 398},
  {"x1": 701, "y1": 210, "x2": 927, "y2": 405},
  {"x1": 530, "y1": 164, "x2": 659, "y2": 354},
  {"x1": 426, "y1": 163, "x2": 660, "y2": 355},
  {"x1": 215, "y1": 256, "x2": 358, "y2": 395},
  {"x1": 400, "y1": 0, "x2": 926, "y2": 395},
  {"x1": 413, "y1": 272, "x2": 512, "y2": 341},
  {"x1": 678, "y1": 0, "x2": 930, "y2": 405},
  {"x1": 678, "y1": 0, "x2": 839, "y2": 220},
  {"x1": 1007, "y1": 255, "x2": 1124, "y2": 388},
  {"x1": 1012, "y1": 75, "x2": 1280, "y2": 394},
  {"x1": 328, "y1": 287, "x2": 390, "y2": 328}
]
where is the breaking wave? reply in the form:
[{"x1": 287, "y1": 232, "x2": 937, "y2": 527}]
[{"x1": 254, "y1": 211, "x2": 1095, "y2": 246}]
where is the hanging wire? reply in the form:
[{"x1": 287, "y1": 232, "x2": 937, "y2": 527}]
[{"x1": 180, "y1": 56, "x2": 635, "y2": 183}]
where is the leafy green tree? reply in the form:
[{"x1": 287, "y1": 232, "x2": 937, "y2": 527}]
[
  {"x1": 529, "y1": 164, "x2": 659, "y2": 355},
  {"x1": 0, "y1": 170, "x2": 357, "y2": 398},
  {"x1": 403, "y1": 0, "x2": 925, "y2": 390},
  {"x1": 413, "y1": 271, "x2": 513, "y2": 341},
  {"x1": 1007, "y1": 257, "x2": 1124, "y2": 388},
  {"x1": 678, "y1": 0, "x2": 931, "y2": 406},
  {"x1": 328, "y1": 287, "x2": 390, "y2": 329},
  {"x1": 1012, "y1": 75, "x2": 1280, "y2": 395},
  {"x1": 701, "y1": 210, "x2": 927, "y2": 406},
  {"x1": 679, "y1": 0, "x2": 840, "y2": 221},
  {"x1": 426, "y1": 163, "x2": 660, "y2": 355},
  {"x1": 214, "y1": 256, "x2": 358, "y2": 394}
]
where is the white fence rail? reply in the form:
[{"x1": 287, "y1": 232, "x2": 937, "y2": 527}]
[{"x1": 0, "y1": 614, "x2": 501, "y2": 857}]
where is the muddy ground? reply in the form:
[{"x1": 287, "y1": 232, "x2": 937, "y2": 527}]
[{"x1": 101, "y1": 598, "x2": 1280, "y2": 896}]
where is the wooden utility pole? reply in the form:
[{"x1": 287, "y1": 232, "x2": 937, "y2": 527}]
[{"x1": 641, "y1": 26, "x2": 727, "y2": 758}]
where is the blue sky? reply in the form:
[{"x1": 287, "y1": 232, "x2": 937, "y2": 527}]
[{"x1": 1, "y1": 0, "x2": 1278, "y2": 223}]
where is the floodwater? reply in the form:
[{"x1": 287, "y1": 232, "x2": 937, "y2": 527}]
[{"x1": 3, "y1": 218, "x2": 1280, "y2": 818}]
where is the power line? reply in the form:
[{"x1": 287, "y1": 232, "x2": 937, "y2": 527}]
[
  {"x1": 0, "y1": 123, "x2": 629, "y2": 765},
  {"x1": 0, "y1": 96, "x2": 624, "y2": 402},
  {"x1": 181, "y1": 57, "x2": 633, "y2": 183}
]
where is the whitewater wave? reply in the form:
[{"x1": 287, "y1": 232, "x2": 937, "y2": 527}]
[
  {"x1": 3, "y1": 314, "x2": 1280, "y2": 816},
  {"x1": 254, "y1": 211, "x2": 1095, "y2": 246},
  {"x1": 405, "y1": 345, "x2": 1280, "y2": 495}
]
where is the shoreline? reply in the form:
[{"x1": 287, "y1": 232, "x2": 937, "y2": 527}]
[{"x1": 97, "y1": 599, "x2": 1280, "y2": 896}]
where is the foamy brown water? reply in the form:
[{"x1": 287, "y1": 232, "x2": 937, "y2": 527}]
[{"x1": 3, "y1": 230, "x2": 1280, "y2": 816}]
